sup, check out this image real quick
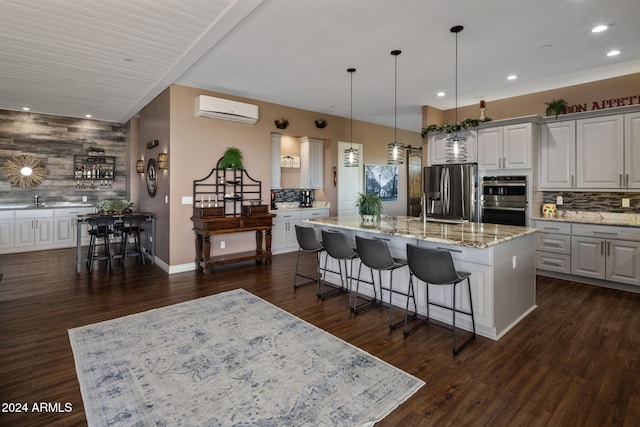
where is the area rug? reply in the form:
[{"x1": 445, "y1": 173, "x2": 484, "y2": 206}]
[{"x1": 69, "y1": 288, "x2": 424, "y2": 426}]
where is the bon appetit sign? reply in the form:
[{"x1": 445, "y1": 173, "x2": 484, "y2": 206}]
[{"x1": 566, "y1": 95, "x2": 640, "y2": 113}]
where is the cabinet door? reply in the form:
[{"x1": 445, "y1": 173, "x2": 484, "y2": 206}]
[
  {"x1": 0, "y1": 217, "x2": 14, "y2": 250},
  {"x1": 54, "y1": 216, "x2": 75, "y2": 245},
  {"x1": 624, "y1": 112, "x2": 640, "y2": 189},
  {"x1": 478, "y1": 127, "x2": 502, "y2": 169},
  {"x1": 427, "y1": 134, "x2": 449, "y2": 165},
  {"x1": 576, "y1": 115, "x2": 624, "y2": 188},
  {"x1": 15, "y1": 218, "x2": 35, "y2": 247},
  {"x1": 34, "y1": 218, "x2": 54, "y2": 245},
  {"x1": 539, "y1": 121, "x2": 576, "y2": 189},
  {"x1": 606, "y1": 239, "x2": 640, "y2": 286},
  {"x1": 300, "y1": 137, "x2": 324, "y2": 189},
  {"x1": 571, "y1": 236, "x2": 606, "y2": 279},
  {"x1": 503, "y1": 123, "x2": 532, "y2": 169}
]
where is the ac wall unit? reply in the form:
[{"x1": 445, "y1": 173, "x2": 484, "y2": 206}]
[{"x1": 195, "y1": 95, "x2": 259, "y2": 124}]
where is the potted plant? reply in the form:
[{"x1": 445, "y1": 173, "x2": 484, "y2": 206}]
[
  {"x1": 95, "y1": 199, "x2": 135, "y2": 214},
  {"x1": 274, "y1": 117, "x2": 289, "y2": 129},
  {"x1": 545, "y1": 98, "x2": 568, "y2": 119},
  {"x1": 218, "y1": 147, "x2": 244, "y2": 170},
  {"x1": 87, "y1": 146, "x2": 105, "y2": 156},
  {"x1": 355, "y1": 192, "x2": 383, "y2": 225}
]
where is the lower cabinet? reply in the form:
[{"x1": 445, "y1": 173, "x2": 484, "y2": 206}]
[
  {"x1": 272, "y1": 208, "x2": 330, "y2": 255},
  {"x1": 0, "y1": 211, "x2": 15, "y2": 250},
  {"x1": 535, "y1": 219, "x2": 640, "y2": 288},
  {"x1": 14, "y1": 209, "x2": 54, "y2": 248}
]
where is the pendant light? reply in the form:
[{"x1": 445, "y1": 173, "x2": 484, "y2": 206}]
[
  {"x1": 446, "y1": 25, "x2": 467, "y2": 162},
  {"x1": 344, "y1": 67, "x2": 359, "y2": 167},
  {"x1": 387, "y1": 49, "x2": 405, "y2": 165}
]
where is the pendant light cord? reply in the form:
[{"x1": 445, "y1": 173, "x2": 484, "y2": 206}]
[
  {"x1": 348, "y1": 68, "x2": 355, "y2": 150},
  {"x1": 450, "y1": 26, "x2": 463, "y2": 136}
]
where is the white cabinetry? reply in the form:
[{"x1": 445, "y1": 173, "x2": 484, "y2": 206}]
[
  {"x1": 271, "y1": 133, "x2": 282, "y2": 189},
  {"x1": 0, "y1": 211, "x2": 14, "y2": 250},
  {"x1": 54, "y1": 207, "x2": 94, "y2": 246},
  {"x1": 272, "y1": 211, "x2": 302, "y2": 255},
  {"x1": 539, "y1": 120, "x2": 576, "y2": 188},
  {"x1": 478, "y1": 123, "x2": 534, "y2": 170},
  {"x1": 576, "y1": 115, "x2": 624, "y2": 188},
  {"x1": 299, "y1": 137, "x2": 323, "y2": 189},
  {"x1": 14, "y1": 209, "x2": 54, "y2": 248},
  {"x1": 624, "y1": 112, "x2": 640, "y2": 189},
  {"x1": 571, "y1": 224, "x2": 640, "y2": 286},
  {"x1": 533, "y1": 220, "x2": 572, "y2": 274},
  {"x1": 427, "y1": 130, "x2": 477, "y2": 165}
]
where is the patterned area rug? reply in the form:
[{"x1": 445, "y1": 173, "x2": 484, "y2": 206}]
[{"x1": 69, "y1": 289, "x2": 424, "y2": 426}]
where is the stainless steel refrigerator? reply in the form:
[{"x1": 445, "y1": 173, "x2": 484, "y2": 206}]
[{"x1": 423, "y1": 163, "x2": 479, "y2": 222}]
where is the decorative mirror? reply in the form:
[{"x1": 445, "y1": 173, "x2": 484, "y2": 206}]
[
  {"x1": 2, "y1": 155, "x2": 48, "y2": 188},
  {"x1": 146, "y1": 158, "x2": 157, "y2": 197}
]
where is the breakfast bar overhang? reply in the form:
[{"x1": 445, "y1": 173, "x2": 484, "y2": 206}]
[{"x1": 304, "y1": 215, "x2": 539, "y2": 340}]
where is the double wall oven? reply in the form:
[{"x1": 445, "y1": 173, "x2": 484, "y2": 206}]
[{"x1": 480, "y1": 176, "x2": 528, "y2": 226}]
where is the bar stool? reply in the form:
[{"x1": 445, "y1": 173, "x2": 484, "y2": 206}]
[
  {"x1": 293, "y1": 225, "x2": 325, "y2": 294},
  {"x1": 404, "y1": 244, "x2": 476, "y2": 355},
  {"x1": 120, "y1": 215, "x2": 147, "y2": 268},
  {"x1": 320, "y1": 230, "x2": 359, "y2": 302},
  {"x1": 87, "y1": 216, "x2": 114, "y2": 272},
  {"x1": 353, "y1": 235, "x2": 413, "y2": 329}
]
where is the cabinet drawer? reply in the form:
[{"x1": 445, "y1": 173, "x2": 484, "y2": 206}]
[
  {"x1": 536, "y1": 251, "x2": 571, "y2": 273},
  {"x1": 0, "y1": 211, "x2": 14, "y2": 220},
  {"x1": 15, "y1": 209, "x2": 53, "y2": 219},
  {"x1": 572, "y1": 224, "x2": 640, "y2": 241},
  {"x1": 532, "y1": 220, "x2": 571, "y2": 234},
  {"x1": 301, "y1": 208, "x2": 329, "y2": 220},
  {"x1": 54, "y1": 207, "x2": 94, "y2": 217},
  {"x1": 273, "y1": 211, "x2": 302, "y2": 223},
  {"x1": 536, "y1": 233, "x2": 571, "y2": 254}
]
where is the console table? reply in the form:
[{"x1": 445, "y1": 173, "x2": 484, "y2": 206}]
[{"x1": 191, "y1": 213, "x2": 275, "y2": 273}]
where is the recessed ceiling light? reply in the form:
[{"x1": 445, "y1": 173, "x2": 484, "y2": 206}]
[
  {"x1": 437, "y1": 91, "x2": 445, "y2": 97},
  {"x1": 607, "y1": 49, "x2": 621, "y2": 57},
  {"x1": 22, "y1": 107, "x2": 30, "y2": 111},
  {"x1": 592, "y1": 25, "x2": 608, "y2": 33},
  {"x1": 85, "y1": 114, "x2": 92, "y2": 118},
  {"x1": 507, "y1": 74, "x2": 518, "y2": 80}
]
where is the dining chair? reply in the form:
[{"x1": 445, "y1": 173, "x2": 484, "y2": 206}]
[{"x1": 87, "y1": 216, "x2": 115, "y2": 272}]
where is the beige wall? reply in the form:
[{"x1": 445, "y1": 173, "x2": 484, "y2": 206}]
[
  {"x1": 160, "y1": 84, "x2": 421, "y2": 266},
  {"x1": 442, "y1": 73, "x2": 640, "y2": 123}
]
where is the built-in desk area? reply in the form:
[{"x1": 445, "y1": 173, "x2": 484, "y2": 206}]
[{"x1": 75, "y1": 212, "x2": 156, "y2": 273}]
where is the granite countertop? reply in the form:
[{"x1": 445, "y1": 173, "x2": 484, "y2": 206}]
[
  {"x1": 532, "y1": 210, "x2": 640, "y2": 227},
  {"x1": 0, "y1": 202, "x2": 94, "y2": 211},
  {"x1": 271, "y1": 202, "x2": 330, "y2": 212},
  {"x1": 304, "y1": 215, "x2": 538, "y2": 249}
]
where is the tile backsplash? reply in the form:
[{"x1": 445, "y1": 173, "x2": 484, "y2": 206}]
[
  {"x1": 542, "y1": 191, "x2": 639, "y2": 212},
  {"x1": 271, "y1": 188, "x2": 314, "y2": 203}
]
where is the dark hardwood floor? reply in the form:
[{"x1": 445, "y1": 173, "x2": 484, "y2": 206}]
[{"x1": 1, "y1": 248, "x2": 640, "y2": 426}]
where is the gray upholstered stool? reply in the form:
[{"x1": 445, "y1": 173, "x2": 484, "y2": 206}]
[
  {"x1": 353, "y1": 235, "x2": 412, "y2": 329},
  {"x1": 320, "y1": 229, "x2": 359, "y2": 302},
  {"x1": 404, "y1": 243, "x2": 476, "y2": 355},
  {"x1": 293, "y1": 225, "x2": 325, "y2": 294}
]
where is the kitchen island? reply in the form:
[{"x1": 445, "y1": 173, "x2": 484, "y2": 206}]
[{"x1": 304, "y1": 215, "x2": 538, "y2": 340}]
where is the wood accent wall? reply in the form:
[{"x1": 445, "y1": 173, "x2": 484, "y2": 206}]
[{"x1": 0, "y1": 109, "x2": 128, "y2": 205}]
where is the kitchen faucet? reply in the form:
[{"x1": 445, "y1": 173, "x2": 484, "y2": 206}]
[{"x1": 34, "y1": 195, "x2": 39, "y2": 207}]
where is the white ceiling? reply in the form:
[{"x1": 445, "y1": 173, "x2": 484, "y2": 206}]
[{"x1": 1, "y1": 0, "x2": 639, "y2": 132}]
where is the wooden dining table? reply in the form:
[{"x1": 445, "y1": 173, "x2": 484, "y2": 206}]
[{"x1": 75, "y1": 212, "x2": 156, "y2": 273}]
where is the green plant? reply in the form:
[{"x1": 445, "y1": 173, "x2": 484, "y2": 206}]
[
  {"x1": 274, "y1": 117, "x2": 289, "y2": 129},
  {"x1": 218, "y1": 147, "x2": 244, "y2": 170},
  {"x1": 95, "y1": 199, "x2": 135, "y2": 213},
  {"x1": 545, "y1": 98, "x2": 568, "y2": 119},
  {"x1": 87, "y1": 146, "x2": 105, "y2": 154},
  {"x1": 421, "y1": 117, "x2": 493, "y2": 138},
  {"x1": 355, "y1": 192, "x2": 383, "y2": 217}
]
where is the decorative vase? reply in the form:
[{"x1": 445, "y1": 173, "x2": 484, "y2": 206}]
[
  {"x1": 361, "y1": 214, "x2": 377, "y2": 226},
  {"x1": 315, "y1": 119, "x2": 327, "y2": 129},
  {"x1": 275, "y1": 118, "x2": 289, "y2": 129},
  {"x1": 542, "y1": 203, "x2": 557, "y2": 219}
]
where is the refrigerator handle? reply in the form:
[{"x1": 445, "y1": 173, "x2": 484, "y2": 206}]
[
  {"x1": 444, "y1": 167, "x2": 450, "y2": 213},
  {"x1": 460, "y1": 165, "x2": 465, "y2": 215}
]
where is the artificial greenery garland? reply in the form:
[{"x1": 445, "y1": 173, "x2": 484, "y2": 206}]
[{"x1": 421, "y1": 117, "x2": 493, "y2": 138}]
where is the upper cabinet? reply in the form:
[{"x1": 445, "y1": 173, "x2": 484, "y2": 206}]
[
  {"x1": 625, "y1": 112, "x2": 640, "y2": 189},
  {"x1": 539, "y1": 120, "x2": 576, "y2": 188},
  {"x1": 478, "y1": 123, "x2": 535, "y2": 170},
  {"x1": 299, "y1": 137, "x2": 323, "y2": 189},
  {"x1": 427, "y1": 130, "x2": 477, "y2": 165},
  {"x1": 539, "y1": 113, "x2": 638, "y2": 190},
  {"x1": 576, "y1": 115, "x2": 624, "y2": 188}
]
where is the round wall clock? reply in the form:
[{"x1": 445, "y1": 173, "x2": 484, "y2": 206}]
[{"x1": 146, "y1": 158, "x2": 157, "y2": 197}]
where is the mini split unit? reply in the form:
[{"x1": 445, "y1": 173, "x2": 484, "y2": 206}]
[{"x1": 195, "y1": 95, "x2": 259, "y2": 124}]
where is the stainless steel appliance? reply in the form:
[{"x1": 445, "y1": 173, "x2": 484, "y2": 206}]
[
  {"x1": 423, "y1": 163, "x2": 478, "y2": 222},
  {"x1": 481, "y1": 175, "x2": 528, "y2": 226}
]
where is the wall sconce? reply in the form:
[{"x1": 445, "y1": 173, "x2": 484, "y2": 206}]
[
  {"x1": 136, "y1": 159, "x2": 145, "y2": 174},
  {"x1": 157, "y1": 153, "x2": 168, "y2": 170}
]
